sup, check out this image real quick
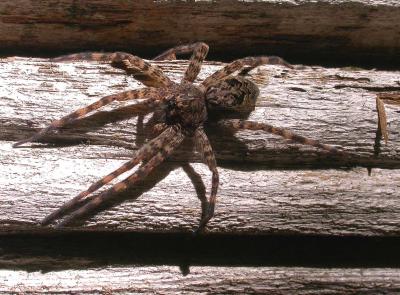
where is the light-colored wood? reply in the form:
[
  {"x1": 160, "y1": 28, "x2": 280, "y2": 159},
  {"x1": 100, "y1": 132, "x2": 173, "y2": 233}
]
[
  {"x1": 1, "y1": 266, "x2": 400, "y2": 294},
  {"x1": 1, "y1": 58, "x2": 400, "y2": 235},
  {"x1": 2, "y1": 58, "x2": 400, "y2": 166},
  {"x1": 0, "y1": 0, "x2": 399, "y2": 66}
]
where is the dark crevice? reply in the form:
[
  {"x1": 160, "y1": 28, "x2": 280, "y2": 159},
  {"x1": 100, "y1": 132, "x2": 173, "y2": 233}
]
[
  {"x1": 1, "y1": 47, "x2": 399, "y2": 71},
  {"x1": 1, "y1": 233, "x2": 400, "y2": 272}
]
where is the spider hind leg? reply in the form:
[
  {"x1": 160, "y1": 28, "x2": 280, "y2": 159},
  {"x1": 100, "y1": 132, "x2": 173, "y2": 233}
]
[
  {"x1": 41, "y1": 127, "x2": 176, "y2": 225},
  {"x1": 194, "y1": 128, "x2": 219, "y2": 234},
  {"x1": 47, "y1": 127, "x2": 185, "y2": 227},
  {"x1": 220, "y1": 119, "x2": 345, "y2": 155}
]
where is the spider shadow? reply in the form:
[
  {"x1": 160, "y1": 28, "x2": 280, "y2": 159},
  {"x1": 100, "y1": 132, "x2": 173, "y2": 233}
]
[
  {"x1": 59, "y1": 157, "x2": 208, "y2": 232},
  {"x1": 36, "y1": 93, "x2": 351, "y2": 230},
  {"x1": 36, "y1": 103, "x2": 250, "y2": 235},
  {"x1": 32, "y1": 99, "x2": 352, "y2": 228},
  {"x1": 28, "y1": 88, "x2": 357, "y2": 274},
  {"x1": 20, "y1": 102, "x2": 153, "y2": 148}
]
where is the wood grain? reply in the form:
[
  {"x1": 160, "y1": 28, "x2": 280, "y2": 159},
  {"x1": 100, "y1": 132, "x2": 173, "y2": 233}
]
[
  {"x1": 1, "y1": 58, "x2": 400, "y2": 235},
  {"x1": 0, "y1": 0, "x2": 399, "y2": 67},
  {"x1": 1, "y1": 266, "x2": 400, "y2": 294}
]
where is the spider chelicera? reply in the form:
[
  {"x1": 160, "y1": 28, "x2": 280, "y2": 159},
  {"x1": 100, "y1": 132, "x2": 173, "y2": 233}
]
[{"x1": 13, "y1": 42, "x2": 343, "y2": 233}]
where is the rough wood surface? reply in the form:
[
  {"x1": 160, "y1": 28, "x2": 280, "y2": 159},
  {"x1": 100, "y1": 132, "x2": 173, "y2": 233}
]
[
  {"x1": 2, "y1": 266, "x2": 400, "y2": 294},
  {"x1": 1, "y1": 58, "x2": 400, "y2": 235},
  {"x1": 0, "y1": 0, "x2": 399, "y2": 66}
]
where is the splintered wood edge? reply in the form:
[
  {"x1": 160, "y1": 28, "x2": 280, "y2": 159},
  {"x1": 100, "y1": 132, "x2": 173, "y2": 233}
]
[{"x1": 1, "y1": 58, "x2": 400, "y2": 235}]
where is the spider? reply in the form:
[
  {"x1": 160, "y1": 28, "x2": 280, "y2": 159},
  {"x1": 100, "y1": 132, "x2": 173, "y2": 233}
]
[{"x1": 13, "y1": 42, "x2": 343, "y2": 233}]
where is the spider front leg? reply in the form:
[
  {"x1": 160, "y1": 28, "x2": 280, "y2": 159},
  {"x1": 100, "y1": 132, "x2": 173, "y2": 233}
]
[
  {"x1": 153, "y1": 43, "x2": 206, "y2": 60},
  {"x1": 47, "y1": 126, "x2": 185, "y2": 227},
  {"x1": 203, "y1": 56, "x2": 293, "y2": 88},
  {"x1": 153, "y1": 42, "x2": 209, "y2": 83},
  {"x1": 194, "y1": 128, "x2": 219, "y2": 234},
  {"x1": 13, "y1": 87, "x2": 164, "y2": 147},
  {"x1": 51, "y1": 52, "x2": 173, "y2": 88},
  {"x1": 219, "y1": 119, "x2": 344, "y2": 154},
  {"x1": 41, "y1": 127, "x2": 177, "y2": 225}
]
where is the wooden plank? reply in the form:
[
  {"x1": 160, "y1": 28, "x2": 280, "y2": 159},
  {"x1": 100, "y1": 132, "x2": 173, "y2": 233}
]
[
  {"x1": 2, "y1": 233, "x2": 400, "y2": 293},
  {"x1": 0, "y1": 0, "x2": 399, "y2": 67},
  {"x1": 1, "y1": 58, "x2": 400, "y2": 167},
  {"x1": 2, "y1": 141, "x2": 400, "y2": 235},
  {"x1": 1, "y1": 266, "x2": 400, "y2": 294},
  {"x1": 1, "y1": 57, "x2": 400, "y2": 235}
]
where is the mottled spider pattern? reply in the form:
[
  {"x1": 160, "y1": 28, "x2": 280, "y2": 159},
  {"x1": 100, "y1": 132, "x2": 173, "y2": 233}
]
[{"x1": 13, "y1": 42, "x2": 343, "y2": 233}]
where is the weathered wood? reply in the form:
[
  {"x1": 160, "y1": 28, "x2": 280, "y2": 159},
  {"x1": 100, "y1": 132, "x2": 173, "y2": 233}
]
[
  {"x1": 1, "y1": 266, "x2": 400, "y2": 294},
  {"x1": 0, "y1": 0, "x2": 399, "y2": 67},
  {"x1": 2, "y1": 140, "x2": 400, "y2": 235},
  {"x1": 1, "y1": 58, "x2": 400, "y2": 235},
  {"x1": 1, "y1": 58, "x2": 400, "y2": 167}
]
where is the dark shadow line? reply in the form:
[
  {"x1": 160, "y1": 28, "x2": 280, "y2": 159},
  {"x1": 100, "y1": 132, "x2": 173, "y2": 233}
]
[
  {"x1": 1, "y1": 47, "x2": 399, "y2": 70},
  {"x1": 2, "y1": 233, "x2": 400, "y2": 272}
]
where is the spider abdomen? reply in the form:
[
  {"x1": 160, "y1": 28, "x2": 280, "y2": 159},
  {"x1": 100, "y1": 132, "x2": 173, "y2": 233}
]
[{"x1": 205, "y1": 76, "x2": 259, "y2": 113}]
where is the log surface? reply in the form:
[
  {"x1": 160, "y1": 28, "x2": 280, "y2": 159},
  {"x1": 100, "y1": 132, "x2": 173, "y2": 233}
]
[
  {"x1": 2, "y1": 266, "x2": 400, "y2": 294},
  {"x1": 0, "y1": 0, "x2": 399, "y2": 67},
  {"x1": 1, "y1": 58, "x2": 400, "y2": 235}
]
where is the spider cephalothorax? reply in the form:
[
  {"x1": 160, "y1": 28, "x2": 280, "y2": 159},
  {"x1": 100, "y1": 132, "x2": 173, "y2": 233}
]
[
  {"x1": 164, "y1": 82, "x2": 207, "y2": 135},
  {"x1": 13, "y1": 42, "x2": 343, "y2": 233}
]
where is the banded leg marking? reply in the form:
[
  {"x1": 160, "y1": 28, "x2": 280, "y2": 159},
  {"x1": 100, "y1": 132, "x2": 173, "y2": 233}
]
[
  {"x1": 203, "y1": 56, "x2": 293, "y2": 87},
  {"x1": 153, "y1": 42, "x2": 209, "y2": 83},
  {"x1": 220, "y1": 119, "x2": 343, "y2": 154},
  {"x1": 41, "y1": 127, "x2": 177, "y2": 225},
  {"x1": 51, "y1": 52, "x2": 173, "y2": 88},
  {"x1": 54, "y1": 127, "x2": 185, "y2": 227},
  {"x1": 13, "y1": 88, "x2": 162, "y2": 147},
  {"x1": 194, "y1": 128, "x2": 219, "y2": 233}
]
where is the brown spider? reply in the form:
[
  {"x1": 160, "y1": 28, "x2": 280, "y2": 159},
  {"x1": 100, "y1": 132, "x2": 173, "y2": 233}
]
[{"x1": 13, "y1": 42, "x2": 343, "y2": 233}]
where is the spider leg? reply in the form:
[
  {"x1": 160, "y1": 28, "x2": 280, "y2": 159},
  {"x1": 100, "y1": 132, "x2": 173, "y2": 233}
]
[
  {"x1": 154, "y1": 44, "x2": 199, "y2": 61},
  {"x1": 13, "y1": 88, "x2": 164, "y2": 147},
  {"x1": 202, "y1": 56, "x2": 293, "y2": 88},
  {"x1": 51, "y1": 52, "x2": 121, "y2": 62},
  {"x1": 194, "y1": 128, "x2": 219, "y2": 234},
  {"x1": 41, "y1": 127, "x2": 177, "y2": 225},
  {"x1": 54, "y1": 126, "x2": 185, "y2": 227},
  {"x1": 182, "y1": 43, "x2": 209, "y2": 83},
  {"x1": 153, "y1": 42, "x2": 209, "y2": 61},
  {"x1": 219, "y1": 119, "x2": 344, "y2": 154},
  {"x1": 153, "y1": 42, "x2": 209, "y2": 83},
  {"x1": 51, "y1": 52, "x2": 173, "y2": 88}
]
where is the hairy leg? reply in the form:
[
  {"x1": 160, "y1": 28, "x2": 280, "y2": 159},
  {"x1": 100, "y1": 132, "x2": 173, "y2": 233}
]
[
  {"x1": 181, "y1": 163, "x2": 208, "y2": 220},
  {"x1": 153, "y1": 42, "x2": 208, "y2": 61},
  {"x1": 153, "y1": 42, "x2": 209, "y2": 83},
  {"x1": 52, "y1": 126, "x2": 185, "y2": 227},
  {"x1": 13, "y1": 88, "x2": 164, "y2": 147},
  {"x1": 219, "y1": 119, "x2": 344, "y2": 154},
  {"x1": 194, "y1": 128, "x2": 219, "y2": 233},
  {"x1": 51, "y1": 52, "x2": 173, "y2": 88},
  {"x1": 203, "y1": 56, "x2": 293, "y2": 88},
  {"x1": 41, "y1": 127, "x2": 177, "y2": 225}
]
